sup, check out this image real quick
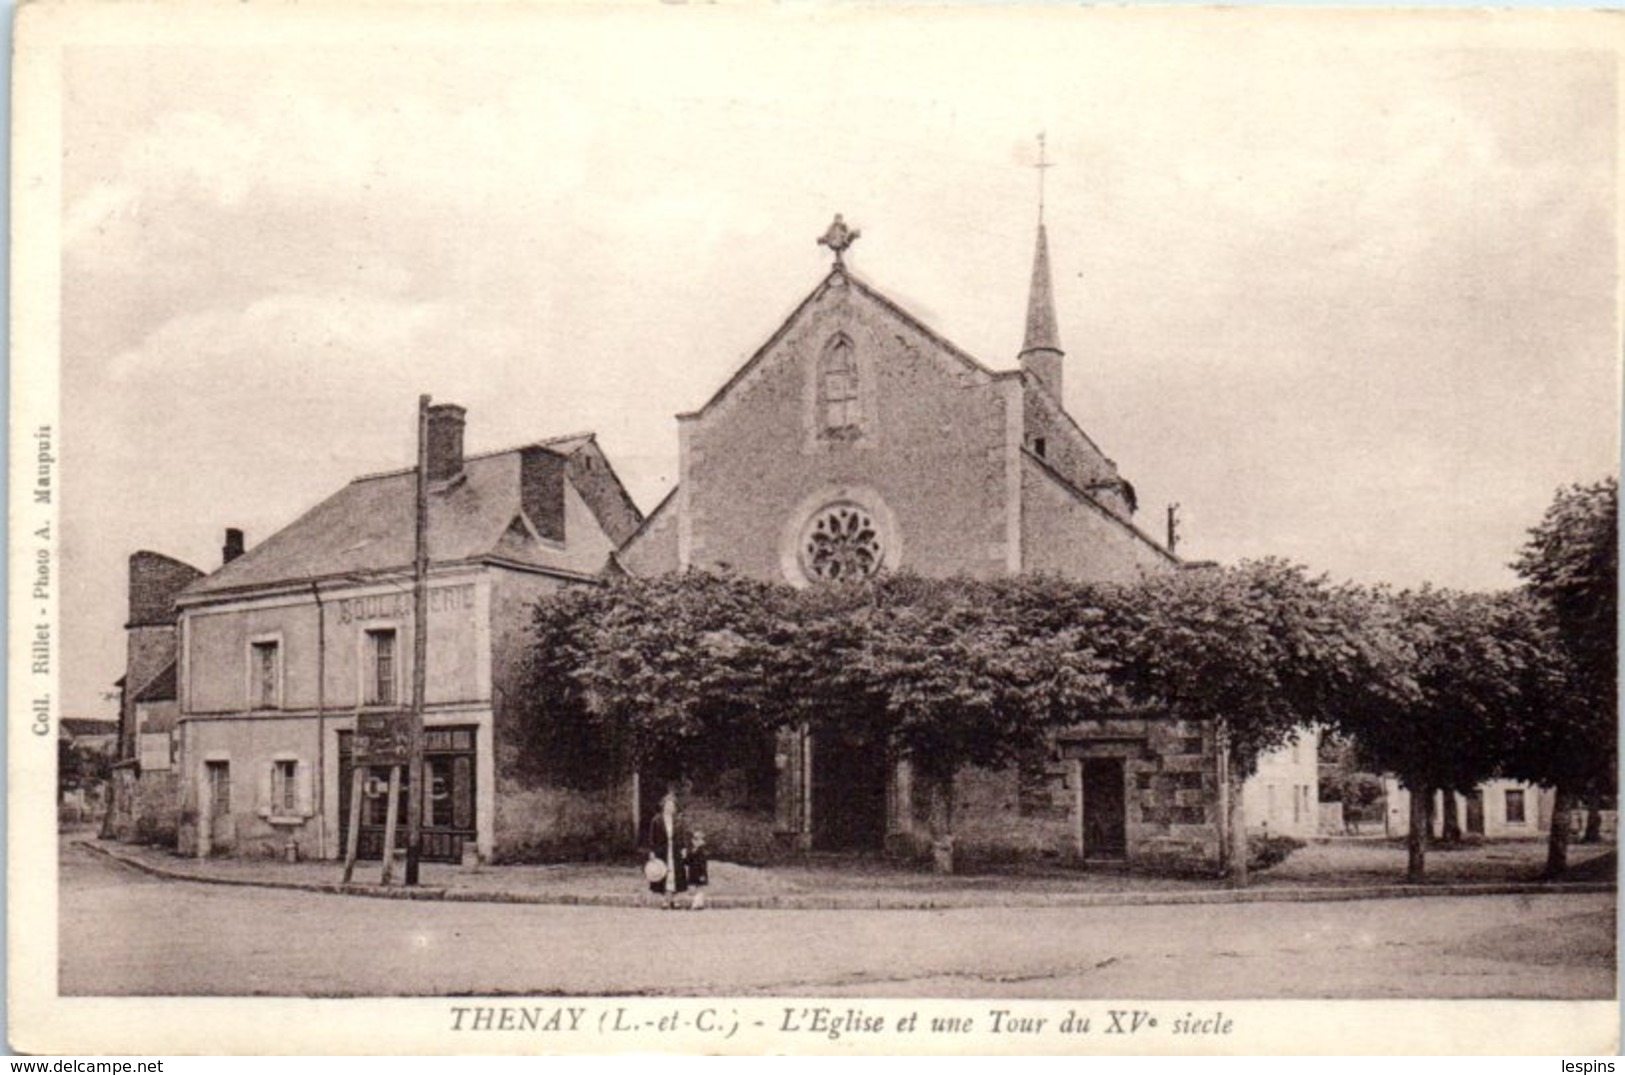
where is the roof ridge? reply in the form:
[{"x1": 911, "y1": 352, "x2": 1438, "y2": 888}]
[
  {"x1": 1021, "y1": 449, "x2": 1177, "y2": 564},
  {"x1": 618, "y1": 484, "x2": 678, "y2": 550},
  {"x1": 349, "y1": 431, "x2": 598, "y2": 484},
  {"x1": 679, "y1": 268, "x2": 1004, "y2": 421}
]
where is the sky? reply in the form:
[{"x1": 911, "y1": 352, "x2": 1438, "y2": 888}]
[{"x1": 49, "y1": 7, "x2": 1620, "y2": 718}]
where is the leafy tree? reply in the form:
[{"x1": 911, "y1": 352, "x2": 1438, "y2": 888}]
[
  {"x1": 570, "y1": 573, "x2": 784, "y2": 784},
  {"x1": 515, "y1": 559, "x2": 1444, "y2": 886},
  {"x1": 1511, "y1": 478, "x2": 1618, "y2": 875},
  {"x1": 1337, "y1": 588, "x2": 1553, "y2": 881},
  {"x1": 58, "y1": 736, "x2": 113, "y2": 795},
  {"x1": 513, "y1": 583, "x2": 616, "y2": 789},
  {"x1": 854, "y1": 576, "x2": 1111, "y2": 871},
  {"x1": 1108, "y1": 560, "x2": 1390, "y2": 886}
]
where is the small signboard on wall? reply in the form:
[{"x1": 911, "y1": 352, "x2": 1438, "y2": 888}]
[
  {"x1": 137, "y1": 732, "x2": 172, "y2": 772},
  {"x1": 354, "y1": 711, "x2": 411, "y2": 766}
]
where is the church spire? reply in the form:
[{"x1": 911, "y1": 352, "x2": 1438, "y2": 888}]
[
  {"x1": 1019, "y1": 134, "x2": 1064, "y2": 397},
  {"x1": 1021, "y1": 221, "x2": 1062, "y2": 357}
]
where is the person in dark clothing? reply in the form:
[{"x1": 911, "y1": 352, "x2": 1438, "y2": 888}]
[
  {"x1": 686, "y1": 830, "x2": 709, "y2": 910},
  {"x1": 645, "y1": 789, "x2": 687, "y2": 908}
]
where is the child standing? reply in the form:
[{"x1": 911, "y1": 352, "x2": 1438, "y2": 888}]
[{"x1": 686, "y1": 830, "x2": 709, "y2": 910}]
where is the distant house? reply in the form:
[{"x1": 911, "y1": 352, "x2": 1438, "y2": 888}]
[
  {"x1": 1243, "y1": 729, "x2": 1320, "y2": 840},
  {"x1": 1383, "y1": 777, "x2": 1556, "y2": 839},
  {"x1": 60, "y1": 717, "x2": 118, "y2": 753},
  {"x1": 59, "y1": 717, "x2": 117, "y2": 824}
]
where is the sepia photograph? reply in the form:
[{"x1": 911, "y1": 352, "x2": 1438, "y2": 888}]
[{"x1": 9, "y1": 2, "x2": 1620, "y2": 1056}]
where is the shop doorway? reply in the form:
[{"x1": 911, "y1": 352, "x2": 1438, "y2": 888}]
[{"x1": 338, "y1": 726, "x2": 477, "y2": 863}]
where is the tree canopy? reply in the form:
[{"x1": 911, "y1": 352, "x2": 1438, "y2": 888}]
[
  {"x1": 512, "y1": 504, "x2": 1614, "y2": 881},
  {"x1": 1508, "y1": 478, "x2": 1618, "y2": 798}
]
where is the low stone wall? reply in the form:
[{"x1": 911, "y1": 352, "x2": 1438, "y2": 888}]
[
  {"x1": 106, "y1": 769, "x2": 181, "y2": 848},
  {"x1": 491, "y1": 779, "x2": 781, "y2": 866},
  {"x1": 938, "y1": 762, "x2": 1075, "y2": 867}
]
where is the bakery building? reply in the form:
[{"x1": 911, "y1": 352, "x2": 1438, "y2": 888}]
[{"x1": 167, "y1": 417, "x2": 641, "y2": 861}]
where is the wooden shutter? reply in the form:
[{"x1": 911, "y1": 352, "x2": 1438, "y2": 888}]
[
  {"x1": 295, "y1": 761, "x2": 314, "y2": 817},
  {"x1": 452, "y1": 755, "x2": 474, "y2": 830},
  {"x1": 256, "y1": 762, "x2": 274, "y2": 819}
]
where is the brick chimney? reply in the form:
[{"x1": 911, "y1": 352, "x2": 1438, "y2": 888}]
[
  {"x1": 426, "y1": 403, "x2": 467, "y2": 483},
  {"x1": 222, "y1": 528, "x2": 245, "y2": 565},
  {"x1": 127, "y1": 551, "x2": 205, "y2": 628}
]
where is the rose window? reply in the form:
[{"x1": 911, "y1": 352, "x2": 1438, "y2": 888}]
[{"x1": 801, "y1": 504, "x2": 884, "y2": 581}]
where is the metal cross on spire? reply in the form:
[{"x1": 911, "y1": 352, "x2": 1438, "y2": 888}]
[
  {"x1": 818, "y1": 214, "x2": 861, "y2": 268},
  {"x1": 1033, "y1": 132, "x2": 1056, "y2": 224}
]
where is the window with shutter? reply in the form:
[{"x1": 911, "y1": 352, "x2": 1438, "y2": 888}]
[
  {"x1": 206, "y1": 761, "x2": 231, "y2": 822},
  {"x1": 273, "y1": 760, "x2": 298, "y2": 815},
  {"x1": 295, "y1": 761, "x2": 314, "y2": 817},
  {"x1": 255, "y1": 762, "x2": 273, "y2": 819}
]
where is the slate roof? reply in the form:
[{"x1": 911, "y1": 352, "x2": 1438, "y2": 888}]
[
  {"x1": 183, "y1": 434, "x2": 630, "y2": 598},
  {"x1": 61, "y1": 718, "x2": 119, "y2": 738},
  {"x1": 131, "y1": 660, "x2": 178, "y2": 704}
]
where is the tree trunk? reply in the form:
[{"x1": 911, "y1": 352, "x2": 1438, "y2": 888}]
[
  {"x1": 1215, "y1": 724, "x2": 1231, "y2": 876},
  {"x1": 1228, "y1": 758, "x2": 1249, "y2": 889},
  {"x1": 1406, "y1": 785, "x2": 1429, "y2": 883},
  {"x1": 928, "y1": 769, "x2": 957, "y2": 875},
  {"x1": 1546, "y1": 785, "x2": 1570, "y2": 878},
  {"x1": 1440, "y1": 790, "x2": 1461, "y2": 844},
  {"x1": 1583, "y1": 802, "x2": 1602, "y2": 844}
]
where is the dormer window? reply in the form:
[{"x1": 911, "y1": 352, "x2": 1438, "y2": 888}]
[{"x1": 1033, "y1": 437, "x2": 1047, "y2": 459}]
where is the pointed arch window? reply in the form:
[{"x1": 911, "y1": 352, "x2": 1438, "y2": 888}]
[{"x1": 820, "y1": 336, "x2": 861, "y2": 434}]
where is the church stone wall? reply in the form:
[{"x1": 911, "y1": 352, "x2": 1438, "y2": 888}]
[
  {"x1": 616, "y1": 494, "x2": 679, "y2": 576},
  {"x1": 1060, "y1": 716, "x2": 1224, "y2": 872},
  {"x1": 681, "y1": 279, "x2": 1012, "y2": 583},
  {"x1": 1021, "y1": 456, "x2": 1173, "y2": 583},
  {"x1": 941, "y1": 761, "x2": 1075, "y2": 866},
  {"x1": 1023, "y1": 386, "x2": 1122, "y2": 512}
]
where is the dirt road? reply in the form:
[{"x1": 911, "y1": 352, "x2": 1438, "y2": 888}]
[{"x1": 59, "y1": 840, "x2": 1614, "y2": 998}]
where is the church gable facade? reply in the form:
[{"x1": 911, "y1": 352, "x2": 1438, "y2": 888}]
[
  {"x1": 674, "y1": 270, "x2": 1022, "y2": 584},
  {"x1": 625, "y1": 255, "x2": 1175, "y2": 589},
  {"x1": 613, "y1": 218, "x2": 1273, "y2": 868}
]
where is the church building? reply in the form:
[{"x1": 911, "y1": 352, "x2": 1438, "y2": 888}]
[{"x1": 618, "y1": 214, "x2": 1298, "y2": 867}]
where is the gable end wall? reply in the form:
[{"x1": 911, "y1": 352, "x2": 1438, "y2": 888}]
[{"x1": 682, "y1": 278, "x2": 1014, "y2": 582}]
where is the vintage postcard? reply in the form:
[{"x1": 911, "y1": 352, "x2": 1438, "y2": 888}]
[{"x1": 10, "y1": 1, "x2": 1621, "y2": 1056}]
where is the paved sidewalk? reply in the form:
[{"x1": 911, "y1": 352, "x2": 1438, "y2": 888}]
[{"x1": 70, "y1": 830, "x2": 1615, "y2": 911}]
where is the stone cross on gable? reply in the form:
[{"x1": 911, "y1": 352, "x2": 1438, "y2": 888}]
[{"x1": 818, "y1": 214, "x2": 861, "y2": 267}]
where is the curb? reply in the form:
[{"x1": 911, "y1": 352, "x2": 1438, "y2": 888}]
[{"x1": 76, "y1": 839, "x2": 1616, "y2": 911}]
